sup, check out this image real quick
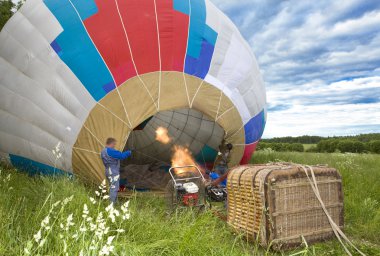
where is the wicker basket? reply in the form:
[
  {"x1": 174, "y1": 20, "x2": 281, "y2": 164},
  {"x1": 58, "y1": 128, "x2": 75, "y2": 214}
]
[{"x1": 227, "y1": 163, "x2": 344, "y2": 250}]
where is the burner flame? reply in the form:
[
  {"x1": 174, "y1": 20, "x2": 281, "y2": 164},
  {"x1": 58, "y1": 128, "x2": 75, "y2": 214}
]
[
  {"x1": 171, "y1": 145, "x2": 197, "y2": 175},
  {"x1": 155, "y1": 127, "x2": 171, "y2": 144}
]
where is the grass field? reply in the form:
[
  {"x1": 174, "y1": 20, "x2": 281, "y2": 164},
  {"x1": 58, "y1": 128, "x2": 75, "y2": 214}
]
[
  {"x1": 0, "y1": 152, "x2": 379, "y2": 255},
  {"x1": 303, "y1": 144, "x2": 317, "y2": 150}
]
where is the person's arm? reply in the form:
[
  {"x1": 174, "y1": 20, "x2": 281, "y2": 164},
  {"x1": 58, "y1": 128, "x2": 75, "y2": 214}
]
[{"x1": 106, "y1": 148, "x2": 132, "y2": 160}]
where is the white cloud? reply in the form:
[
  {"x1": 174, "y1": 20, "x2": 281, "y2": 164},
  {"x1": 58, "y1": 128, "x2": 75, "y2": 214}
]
[
  {"x1": 211, "y1": 0, "x2": 380, "y2": 137},
  {"x1": 263, "y1": 77, "x2": 380, "y2": 137}
]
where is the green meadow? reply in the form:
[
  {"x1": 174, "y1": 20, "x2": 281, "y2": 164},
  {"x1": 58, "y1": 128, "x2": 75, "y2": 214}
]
[{"x1": 0, "y1": 151, "x2": 379, "y2": 255}]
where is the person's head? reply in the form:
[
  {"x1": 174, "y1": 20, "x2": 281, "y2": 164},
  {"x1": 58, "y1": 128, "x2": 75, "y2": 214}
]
[
  {"x1": 106, "y1": 138, "x2": 117, "y2": 148},
  {"x1": 226, "y1": 143, "x2": 233, "y2": 151}
]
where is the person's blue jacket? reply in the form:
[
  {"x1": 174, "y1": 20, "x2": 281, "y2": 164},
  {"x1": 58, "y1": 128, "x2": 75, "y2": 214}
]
[
  {"x1": 101, "y1": 147, "x2": 131, "y2": 177},
  {"x1": 209, "y1": 172, "x2": 227, "y2": 187}
]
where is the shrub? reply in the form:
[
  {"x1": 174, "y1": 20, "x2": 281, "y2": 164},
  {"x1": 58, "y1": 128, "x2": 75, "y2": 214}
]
[
  {"x1": 369, "y1": 140, "x2": 380, "y2": 154},
  {"x1": 317, "y1": 139, "x2": 338, "y2": 153},
  {"x1": 290, "y1": 143, "x2": 304, "y2": 152}
]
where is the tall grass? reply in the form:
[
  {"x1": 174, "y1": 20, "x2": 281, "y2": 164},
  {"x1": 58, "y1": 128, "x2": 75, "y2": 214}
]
[
  {"x1": 0, "y1": 165, "x2": 257, "y2": 256},
  {"x1": 1, "y1": 151, "x2": 380, "y2": 255}
]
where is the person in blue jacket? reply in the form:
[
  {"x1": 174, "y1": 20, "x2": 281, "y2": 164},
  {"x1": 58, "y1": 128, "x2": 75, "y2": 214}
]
[{"x1": 101, "y1": 137, "x2": 132, "y2": 203}]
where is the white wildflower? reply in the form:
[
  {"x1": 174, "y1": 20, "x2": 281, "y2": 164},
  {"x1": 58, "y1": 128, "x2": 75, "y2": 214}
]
[
  {"x1": 105, "y1": 204, "x2": 113, "y2": 213},
  {"x1": 103, "y1": 195, "x2": 110, "y2": 200},
  {"x1": 38, "y1": 238, "x2": 46, "y2": 247},
  {"x1": 95, "y1": 191, "x2": 100, "y2": 196},
  {"x1": 63, "y1": 195, "x2": 74, "y2": 205},
  {"x1": 82, "y1": 204, "x2": 89, "y2": 218},
  {"x1": 89, "y1": 197, "x2": 97, "y2": 205},
  {"x1": 66, "y1": 214, "x2": 74, "y2": 227},
  {"x1": 33, "y1": 230, "x2": 42, "y2": 243},
  {"x1": 122, "y1": 213, "x2": 130, "y2": 220},
  {"x1": 24, "y1": 248, "x2": 31, "y2": 255},
  {"x1": 79, "y1": 226, "x2": 87, "y2": 232},
  {"x1": 121, "y1": 201, "x2": 130, "y2": 220},
  {"x1": 116, "y1": 229, "x2": 125, "y2": 233},
  {"x1": 41, "y1": 216, "x2": 50, "y2": 230},
  {"x1": 52, "y1": 200, "x2": 61, "y2": 208},
  {"x1": 90, "y1": 223, "x2": 97, "y2": 231},
  {"x1": 99, "y1": 244, "x2": 114, "y2": 256},
  {"x1": 121, "y1": 201, "x2": 130, "y2": 211},
  {"x1": 107, "y1": 236, "x2": 115, "y2": 245}
]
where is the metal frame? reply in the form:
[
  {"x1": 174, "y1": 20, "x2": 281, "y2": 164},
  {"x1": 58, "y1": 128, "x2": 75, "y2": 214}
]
[{"x1": 168, "y1": 165, "x2": 205, "y2": 186}]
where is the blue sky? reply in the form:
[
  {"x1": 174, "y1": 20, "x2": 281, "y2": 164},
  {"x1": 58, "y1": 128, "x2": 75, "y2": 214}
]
[{"x1": 211, "y1": 0, "x2": 380, "y2": 138}]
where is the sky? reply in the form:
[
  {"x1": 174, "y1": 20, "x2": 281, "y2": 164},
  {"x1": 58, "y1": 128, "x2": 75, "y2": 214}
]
[{"x1": 211, "y1": 0, "x2": 380, "y2": 138}]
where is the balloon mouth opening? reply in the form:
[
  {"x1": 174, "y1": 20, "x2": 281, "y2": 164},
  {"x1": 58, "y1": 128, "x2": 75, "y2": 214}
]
[{"x1": 119, "y1": 108, "x2": 225, "y2": 190}]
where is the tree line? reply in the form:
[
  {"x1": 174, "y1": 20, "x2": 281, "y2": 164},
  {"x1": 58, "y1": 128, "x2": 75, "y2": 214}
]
[
  {"x1": 314, "y1": 139, "x2": 380, "y2": 154},
  {"x1": 262, "y1": 133, "x2": 380, "y2": 144},
  {"x1": 258, "y1": 133, "x2": 380, "y2": 154},
  {"x1": 0, "y1": 0, "x2": 23, "y2": 31}
]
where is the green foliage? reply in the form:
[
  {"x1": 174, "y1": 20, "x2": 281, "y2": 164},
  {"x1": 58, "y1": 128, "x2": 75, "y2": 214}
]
[
  {"x1": 258, "y1": 142, "x2": 304, "y2": 152},
  {"x1": 263, "y1": 133, "x2": 380, "y2": 144},
  {"x1": 337, "y1": 140, "x2": 365, "y2": 153},
  {"x1": 315, "y1": 139, "x2": 379, "y2": 154},
  {"x1": 369, "y1": 140, "x2": 380, "y2": 154},
  {"x1": 261, "y1": 134, "x2": 380, "y2": 154},
  {"x1": 305, "y1": 145, "x2": 318, "y2": 153},
  {"x1": 0, "y1": 0, "x2": 23, "y2": 31},
  {"x1": 0, "y1": 0, "x2": 14, "y2": 31},
  {"x1": 262, "y1": 135, "x2": 323, "y2": 144},
  {"x1": 290, "y1": 143, "x2": 304, "y2": 152}
]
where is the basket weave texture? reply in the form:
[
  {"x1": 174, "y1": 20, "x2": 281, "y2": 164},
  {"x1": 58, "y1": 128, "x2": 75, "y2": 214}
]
[{"x1": 227, "y1": 163, "x2": 344, "y2": 249}]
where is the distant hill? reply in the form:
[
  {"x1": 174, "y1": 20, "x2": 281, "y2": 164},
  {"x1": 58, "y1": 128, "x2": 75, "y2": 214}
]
[{"x1": 262, "y1": 133, "x2": 380, "y2": 144}]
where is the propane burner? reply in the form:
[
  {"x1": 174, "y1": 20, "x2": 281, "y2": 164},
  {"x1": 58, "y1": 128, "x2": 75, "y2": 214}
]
[{"x1": 166, "y1": 165, "x2": 206, "y2": 210}]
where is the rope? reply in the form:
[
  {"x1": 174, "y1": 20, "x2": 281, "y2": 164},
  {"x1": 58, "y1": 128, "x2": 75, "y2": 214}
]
[
  {"x1": 72, "y1": 147, "x2": 100, "y2": 155},
  {"x1": 68, "y1": 0, "x2": 132, "y2": 128},
  {"x1": 182, "y1": 0, "x2": 192, "y2": 107},
  {"x1": 97, "y1": 102, "x2": 132, "y2": 128},
  {"x1": 215, "y1": 89, "x2": 223, "y2": 121},
  {"x1": 114, "y1": 0, "x2": 158, "y2": 111},
  {"x1": 190, "y1": 80, "x2": 204, "y2": 108},
  {"x1": 215, "y1": 105, "x2": 235, "y2": 121},
  {"x1": 82, "y1": 124, "x2": 105, "y2": 148},
  {"x1": 299, "y1": 165, "x2": 366, "y2": 256},
  {"x1": 153, "y1": 0, "x2": 162, "y2": 111}
]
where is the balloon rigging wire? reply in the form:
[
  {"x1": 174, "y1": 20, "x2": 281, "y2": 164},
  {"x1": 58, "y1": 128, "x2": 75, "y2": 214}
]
[
  {"x1": 153, "y1": 0, "x2": 162, "y2": 110},
  {"x1": 182, "y1": 0, "x2": 192, "y2": 107},
  {"x1": 114, "y1": 0, "x2": 158, "y2": 111},
  {"x1": 67, "y1": 0, "x2": 132, "y2": 128}
]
